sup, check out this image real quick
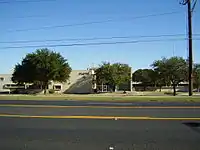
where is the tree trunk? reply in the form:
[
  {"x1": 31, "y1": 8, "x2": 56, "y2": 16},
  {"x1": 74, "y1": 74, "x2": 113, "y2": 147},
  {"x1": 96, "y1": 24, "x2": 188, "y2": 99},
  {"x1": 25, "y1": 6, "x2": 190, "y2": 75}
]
[
  {"x1": 111, "y1": 85, "x2": 115, "y2": 93},
  {"x1": 44, "y1": 85, "x2": 47, "y2": 94},
  {"x1": 44, "y1": 82, "x2": 48, "y2": 94},
  {"x1": 159, "y1": 86, "x2": 162, "y2": 92},
  {"x1": 143, "y1": 86, "x2": 146, "y2": 91},
  {"x1": 44, "y1": 89, "x2": 46, "y2": 94},
  {"x1": 115, "y1": 85, "x2": 118, "y2": 92},
  {"x1": 173, "y1": 85, "x2": 176, "y2": 96}
]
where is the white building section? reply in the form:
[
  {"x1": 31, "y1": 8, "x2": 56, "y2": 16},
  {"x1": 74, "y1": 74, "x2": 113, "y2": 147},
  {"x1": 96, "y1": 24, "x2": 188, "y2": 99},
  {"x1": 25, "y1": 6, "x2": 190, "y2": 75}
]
[{"x1": 0, "y1": 70, "x2": 94, "y2": 94}]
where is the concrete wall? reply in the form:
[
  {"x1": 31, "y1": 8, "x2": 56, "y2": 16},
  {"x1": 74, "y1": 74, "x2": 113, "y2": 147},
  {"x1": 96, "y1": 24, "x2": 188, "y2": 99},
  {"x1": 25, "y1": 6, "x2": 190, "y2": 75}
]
[
  {"x1": 0, "y1": 70, "x2": 93, "y2": 94},
  {"x1": 50, "y1": 70, "x2": 93, "y2": 94}
]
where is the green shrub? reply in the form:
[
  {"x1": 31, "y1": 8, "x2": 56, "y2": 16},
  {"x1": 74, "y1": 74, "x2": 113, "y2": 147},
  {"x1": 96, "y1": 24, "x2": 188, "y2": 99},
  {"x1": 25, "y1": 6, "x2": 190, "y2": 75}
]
[
  {"x1": 49, "y1": 89, "x2": 55, "y2": 94},
  {"x1": 164, "y1": 91, "x2": 177, "y2": 95}
]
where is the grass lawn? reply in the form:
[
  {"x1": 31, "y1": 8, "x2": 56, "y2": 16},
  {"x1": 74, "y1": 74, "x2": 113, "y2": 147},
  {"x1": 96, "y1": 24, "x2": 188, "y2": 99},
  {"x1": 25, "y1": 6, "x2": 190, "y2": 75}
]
[{"x1": 0, "y1": 94, "x2": 199, "y2": 102}]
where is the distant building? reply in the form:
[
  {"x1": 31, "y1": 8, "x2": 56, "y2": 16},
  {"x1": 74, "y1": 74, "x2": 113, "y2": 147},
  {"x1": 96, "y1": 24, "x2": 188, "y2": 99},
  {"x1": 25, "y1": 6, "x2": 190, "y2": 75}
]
[
  {"x1": 0, "y1": 74, "x2": 10, "y2": 93},
  {"x1": 0, "y1": 74, "x2": 23, "y2": 94},
  {"x1": 0, "y1": 70, "x2": 190, "y2": 94},
  {"x1": 0, "y1": 70, "x2": 94, "y2": 94},
  {"x1": 49, "y1": 70, "x2": 94, "y2": 94}
]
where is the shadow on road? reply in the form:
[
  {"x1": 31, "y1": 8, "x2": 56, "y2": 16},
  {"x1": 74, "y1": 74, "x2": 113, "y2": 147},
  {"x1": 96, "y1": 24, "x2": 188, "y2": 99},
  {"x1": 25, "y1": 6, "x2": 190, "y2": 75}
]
[{"x1": 183, "y1": 122, "x2": 200, "y2": 134}]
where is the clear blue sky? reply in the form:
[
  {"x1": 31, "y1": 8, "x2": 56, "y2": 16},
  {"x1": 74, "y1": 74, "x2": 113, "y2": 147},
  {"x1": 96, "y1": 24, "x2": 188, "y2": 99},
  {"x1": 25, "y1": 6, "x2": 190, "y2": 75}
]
[{"x1": 0, "y1": 0, "x2": 199, "y2": 73}]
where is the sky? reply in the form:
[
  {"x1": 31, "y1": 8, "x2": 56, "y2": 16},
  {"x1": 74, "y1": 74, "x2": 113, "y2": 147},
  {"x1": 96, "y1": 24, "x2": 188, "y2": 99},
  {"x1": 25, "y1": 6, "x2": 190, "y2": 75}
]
[{"x1": 0, "y1": 0, "x2": 200, "y2": 73}]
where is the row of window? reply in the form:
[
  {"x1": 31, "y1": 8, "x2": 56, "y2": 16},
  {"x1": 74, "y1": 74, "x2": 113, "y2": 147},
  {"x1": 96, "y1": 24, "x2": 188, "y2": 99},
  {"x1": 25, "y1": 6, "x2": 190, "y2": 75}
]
[
  {"x1": 3, "y1": 84, "x2": 26, "y2": 89},
  {"x1": 2, "y1": 84, "x2": 62, "y2": 91}
]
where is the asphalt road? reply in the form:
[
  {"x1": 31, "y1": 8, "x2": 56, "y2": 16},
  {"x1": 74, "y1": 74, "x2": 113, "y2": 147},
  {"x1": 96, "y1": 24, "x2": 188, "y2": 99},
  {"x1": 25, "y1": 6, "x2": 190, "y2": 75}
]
[
  {"x1": 0, "y1": 99, "x2": 200, "y2": 106},
  {"x1": 0, "y1": 100, "x2": 200, "y2": 150}
]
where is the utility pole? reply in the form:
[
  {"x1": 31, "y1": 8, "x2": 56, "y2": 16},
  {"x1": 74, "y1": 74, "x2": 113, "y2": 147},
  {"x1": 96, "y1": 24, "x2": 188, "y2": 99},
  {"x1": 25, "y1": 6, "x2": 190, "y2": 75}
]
[
  {"x1": 187, "y1": 0, "x2": 193, "y2": 96},
  {"x1": 181, "y1": 0, "x2": 194, "y2": 96}
]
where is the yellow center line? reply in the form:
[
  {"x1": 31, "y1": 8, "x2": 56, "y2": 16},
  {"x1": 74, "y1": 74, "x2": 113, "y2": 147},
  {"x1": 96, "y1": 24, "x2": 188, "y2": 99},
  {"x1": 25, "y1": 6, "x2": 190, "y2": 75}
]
[
  {"x1": 0, "y1": 114, "x2": 200, "y2": 120},
  {"x1": 0, "y1": 104, "x2": 200, "y2": 109}
]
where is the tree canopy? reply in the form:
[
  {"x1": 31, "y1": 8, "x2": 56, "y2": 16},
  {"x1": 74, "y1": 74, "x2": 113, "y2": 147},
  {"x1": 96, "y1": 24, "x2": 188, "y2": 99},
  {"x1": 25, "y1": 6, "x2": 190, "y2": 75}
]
[
  {"x1": 95, "y1": 62, "x2": 131, "y2": 91},
  {"x1": 193, "y1": 64, "x2": 200, "y2": 91},
  {"x1": 152, "y1": 69, "x2": 168, "y2": 91},
  {"x1": 152, "y1": 57, "x2": 187, "y2": 95},
  {"x1": 132, "y1": 69, "x2": 155, "y2": 90},
  {"x1": 12, "y1": 48, "x2": 72, "y2": 93}
]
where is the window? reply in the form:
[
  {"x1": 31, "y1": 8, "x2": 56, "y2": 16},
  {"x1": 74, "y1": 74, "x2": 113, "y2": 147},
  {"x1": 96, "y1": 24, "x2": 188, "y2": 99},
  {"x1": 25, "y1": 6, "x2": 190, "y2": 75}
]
[
  {"x1": 53, "y1": 85, "x2": 62, "y2": 91},
  {"x1": 0, "y1": 77, "x2": 4, "y2": 81},
  {"x1": 3, "y1": 84, "x2": 25, "y2": 89},
  {"x1": 79, "y1": 72, "x2": 89, "y2": 76}
]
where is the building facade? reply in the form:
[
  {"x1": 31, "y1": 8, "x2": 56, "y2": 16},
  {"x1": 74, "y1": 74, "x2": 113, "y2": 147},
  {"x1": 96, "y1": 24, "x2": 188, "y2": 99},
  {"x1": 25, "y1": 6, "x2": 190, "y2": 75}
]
[
  {"x1": 0, "y1": 74, "x2": 13, "y2": 93},
  {"x1": 0, "y1": 70, "x2": 94, "y2": 94},
  {"x1": 49, "y1": 70, "x2": 94, "y2": 94},
  {"x1": 0, "y1": 71, "x2": 190, "y2": 94}
]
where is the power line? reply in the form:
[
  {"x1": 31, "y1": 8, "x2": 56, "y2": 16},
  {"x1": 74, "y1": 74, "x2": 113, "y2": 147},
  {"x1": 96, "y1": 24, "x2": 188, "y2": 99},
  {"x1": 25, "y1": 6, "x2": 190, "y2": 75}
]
[
  {"x1": 5, "y1": 11, "x2": 183, "y2": 33},
  {"x1": 1, "y1": 38, "x2": 200, "y2": 49},
  {"x1": 0, "y1": 0, "x2": 56, "y2": 4},
  {"x1": 192, "y1": 0, "x2": 198, "y2": 12},
  {"x1": 1, "y1": 15, "x2": 49, "y2": 19},
  {"x1": 1, "y1": 33, "x2": 198, "y2": 44},
  {"x1": 1, "y1": 33, "x2": 200, "y2": 44}
]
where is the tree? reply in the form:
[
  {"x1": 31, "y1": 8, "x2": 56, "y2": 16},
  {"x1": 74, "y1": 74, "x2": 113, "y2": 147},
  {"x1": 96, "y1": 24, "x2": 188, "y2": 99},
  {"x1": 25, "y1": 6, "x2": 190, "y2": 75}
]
[
  {"x1": 152, "y1": 70, "x2": 168, "y2": 92},
  {"x1": 95, "y1": 62, "x2": 112, "y2": 86},
  {"x1": 12, "y1": 48, "x2": 72, "y2": 94},
  {"x1": 152, "y1": 57, "x2": 187, "y2": 96},
  {"x1": 95, "y1": 62, "x2": 131, "y2": 92},
  {"x1": 193, "y1": 64, "x2": 200, "y2": 92},
  {"x1": 132, "y1": 69, "x2": 155, "y2": 91},
  {"x1": 150, "y1": 61, "x2": 170, "y2": 92}
]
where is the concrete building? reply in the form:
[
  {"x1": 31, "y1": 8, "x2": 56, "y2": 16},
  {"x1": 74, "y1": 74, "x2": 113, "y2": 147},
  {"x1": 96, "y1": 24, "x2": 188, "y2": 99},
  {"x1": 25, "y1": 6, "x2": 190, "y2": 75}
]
[
  {"x1": 0, "y1": 74, "x2": 13, "y2": 93},
  {"x1": 0, "y1": 70, "x2": 94, "y2": 94},
  {"x1": 0, "y1": 71, "x2": 190, "y2": 94},
  {"x1": 0, "y1": 74, "x2": 27, "y2": 93},
  {"x1": 49, "y1": 70, "x2": 94, "y2": 94}
]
